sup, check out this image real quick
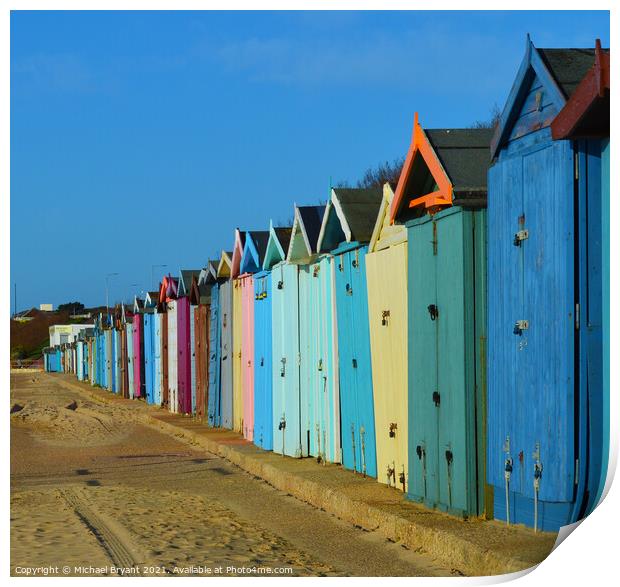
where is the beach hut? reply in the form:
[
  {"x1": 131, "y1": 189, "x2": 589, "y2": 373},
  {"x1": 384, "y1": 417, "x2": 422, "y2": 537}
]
[
  {"x1": 178, "y1": 270, "x2": 201, "y2": 415},
  {"x1": 238, "y1": 230, "x2": 270, "y2": 441},
  {"x1": 125, "y1": 317, "x2": 134, "y2": 399},
  {"x1": 142, "y1": 292, "x2": 159, "y2": 405},
  {"x1": 76, "y1": 340, "x2": 85, "y2": 381},
  {"x1": 190, "y1": 271, "x2": 212, "y2": 420},
  {"x1": 113, "y1": 327, "x2": 121, "y2": 394},
  {"x1": 287, "y1": 204, "x2": 341, "y2": 464},
  {"x1": 217, "y1": 252, "x2": 234, "y2": 429},
  {"x1": 270, "y1": 221, "x2": 303, "y2": 457},
  {"x1": 366, "y1": 183, "x2": 408, "y2": 490},
  {"x1": 487, "y1": 37, "x2": 604, "y2": 530},
  {"x1": 317, "y1": 186, "x2": 383, "y2": 478},
  {"x1": 132, "y1": 297, "x2": 146, "y2": 399},
  {"x1": 118, "y1": 305, "x2": 130, "y2": 398},
  {"x1": 175, "y1": 269, "x2": 200, "y2": 414},
  {"x1": 206, "y1": 260, "x2": 222, "y2": 427},
  {"x1": 160, "y1": 275, "x2": 179, "y2": 412},
  {"x1": 104, "y1": 328, "x2": 113, "y2": 392},
  {"x1": 158, "y1": 277, "x2": 174, "y2": 409},
  {"x1": 551, "y1": 40, "x2": 609, "y2": 517},
  {"x1": 143, "y1": 309, "x2": 155, "y2": 404},
  {"x1": 390, "y1": 115, "x2": 492, "y2": 516},
  {"x1": 255, "y1": 222, "x2": 292, "y2": 451},
  {"x1": 231, "y1": 230, "x2": 246, "y2": 433}
]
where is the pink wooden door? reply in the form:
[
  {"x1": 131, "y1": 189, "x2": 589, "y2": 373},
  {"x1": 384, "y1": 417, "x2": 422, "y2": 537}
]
[
  {"x1": 133, "y1": 314, "x2": 142, "y2": 398},
  {"x1": 241, "y1": 274, "x2": 255, "y2": 440},
  {"x1": 177, "y1": 297, "x2": 192, "y2": 414}
]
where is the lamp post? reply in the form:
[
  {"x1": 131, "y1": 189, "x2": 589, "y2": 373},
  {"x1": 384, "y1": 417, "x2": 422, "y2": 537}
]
[
  {"x1": 151, "y1": 264, "x2": 167, "y2": 291},
  {"x1": 105, "y1": 273, "x2": 119, "y2": 312}
]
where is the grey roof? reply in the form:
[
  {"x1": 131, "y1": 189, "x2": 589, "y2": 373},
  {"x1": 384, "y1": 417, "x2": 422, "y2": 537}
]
[
  {"x1": 180, "y1": 269, "x2": 201, "y2": 294},
  {"x1": 425, "y1": 128, "x2": 493, "y2": 193},
  {"x1": 249, "y1": 230, "x2": 270, "y2": 264},
  {"x1": 274, "y1": 226, "x2": 293, "y2": 253},
  {"x1": 299, "y1": 205, "x2": 326, "y2": 252},
  {"x1": 537, "y1": 48, "x2": 597, "y2": 99},
  {"x1": 333, "y1": 187, "x2": 383, "y2": 243}
]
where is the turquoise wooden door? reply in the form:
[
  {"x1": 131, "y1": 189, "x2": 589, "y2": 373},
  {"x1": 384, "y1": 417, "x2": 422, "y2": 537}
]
[
  {"x1": 335, "y1": 245, "x2": 377, "y2": 477},
  {"x1": 271, "y1": 262, "x2": 304, "y2": 457},
  {"x1": 408, "y1": 207, "x2": 486, "y2": 517}
]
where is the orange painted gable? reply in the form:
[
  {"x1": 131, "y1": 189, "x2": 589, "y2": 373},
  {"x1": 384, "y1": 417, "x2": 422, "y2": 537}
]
[{"x1": 389, "y1": 113, "x2": 452, "y2": 223}]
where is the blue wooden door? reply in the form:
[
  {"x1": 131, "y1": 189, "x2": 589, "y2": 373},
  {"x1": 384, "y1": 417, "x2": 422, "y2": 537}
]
[
  {"x1": 272, "y1": 262, "x2": 304, "y2": 457},
  {"x1": 208, "y1": 284, "x2": 221, "y2": 426},
  {"x1": 219, "y1": 281, "x2": 233, "y2": 429},
  {"x1": 335, "y1": 245, "x2": 377, "y2": 477},
  {"x1": 488, "y1": 137, "x2": 576, "y2": 530},
  {"x1": 254, "y1": 271, "x2": 273, "y2": 450},
  {"x1": 145, "y1": 313, "x2": 155, "y2": 404}
]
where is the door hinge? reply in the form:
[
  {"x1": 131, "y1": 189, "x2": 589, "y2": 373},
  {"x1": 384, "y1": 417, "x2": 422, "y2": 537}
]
[
  {"x1": 575, "y1": 303, "x2": 580, "y2": 330},
  {"x1": 575, "y1": 458, "x2": 579, "y2": 486},
  {"x1": 575, "y1": 152, "x2": 579, "y2": 180}
]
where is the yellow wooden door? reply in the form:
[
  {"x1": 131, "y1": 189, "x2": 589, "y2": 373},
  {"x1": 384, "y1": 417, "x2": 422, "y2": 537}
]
[{"x1": 366, "y1": 242, "x2": 408, "y2": 491}]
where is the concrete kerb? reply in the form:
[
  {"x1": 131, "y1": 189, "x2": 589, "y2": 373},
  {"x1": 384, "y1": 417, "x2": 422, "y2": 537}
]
[{"x1": 49, "y1": 374, "x2": 541, "y2": 577}]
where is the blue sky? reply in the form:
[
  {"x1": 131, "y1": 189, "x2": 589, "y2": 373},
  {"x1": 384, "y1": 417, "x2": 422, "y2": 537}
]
[{"x1": 10, "y1": 10, "x2": 609, "y2": 311}]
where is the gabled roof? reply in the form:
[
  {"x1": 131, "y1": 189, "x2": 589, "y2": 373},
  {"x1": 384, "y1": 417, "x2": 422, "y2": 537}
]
[
  {"x1": 369, "y1": 183, "x2": 407, "y2": 253},
  {"x1": 189, "y1": 273, "x2": 211, "y2": 305},
  {"x1": 217, "y1": 251, "x2": 233, "y2": 279},
  {"x1": 538, "y1": 48, "x2": 598, "y2": 100},
  {"x1": 231, "y1": 229, "x2": 246, "y2": 278},
  {"x1": 390, "y1": 113, "x2": 491, "y2": 221},
  {"x1": 178, "y1": 269, "x2": 201, "y2": 297},
  {"x1": 206, "y1": 260, "x2": 219, "y2": 282},
  {"x1": 144, "y1": 291, "x2": 159, "y2": 308},
  {"x1": 262, "y1": 221, "x2": 293, "y2": 270},
  {"x1": 286, "y1": 204, "x2": 325, "y2": 263},
  {"x1": 318, "y1": 186, "x2": 383, "y2": 251},
  {"x1": 133, "y1": 296, "x2": 145, "y2": 313},
  {"x1": 551, "y1": 40, "x2": 610, "y2": 140},
  {"x1": 491, "y1": 35, "x2": 599, "y2": 158},
  {"x1": 240, "y1": 230, "x2": 270, "y2": 274},
  {"x1": 159, "y1": 274, "x2": 178, "y2": 303}
]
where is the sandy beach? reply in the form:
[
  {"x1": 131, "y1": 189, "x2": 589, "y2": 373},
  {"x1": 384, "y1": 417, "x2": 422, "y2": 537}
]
[{"x1": 11, "y1": 372, "x2": 451, "y2": 577}]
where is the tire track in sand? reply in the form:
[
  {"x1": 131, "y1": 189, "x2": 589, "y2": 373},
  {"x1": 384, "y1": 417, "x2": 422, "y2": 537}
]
[{"x1": 60, "y1": 487, "x2": 145, "y2": 574}]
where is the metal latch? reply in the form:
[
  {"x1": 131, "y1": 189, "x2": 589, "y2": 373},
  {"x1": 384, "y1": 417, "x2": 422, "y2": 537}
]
[
  {"x1": 352, "y1": 358, "x2": 357, "y2": 369},
  {"x1": 277, "y1": 280, "x2": 283, "y2": 289},
  {"x1": 513, "y1": 229, "x2": 529, "y2": 247},
  {"x1": 513, "y1": 320, "x2": 529, "y2": 335},
  {"x1": 432, "y1": 391, "x2": 441, "y2": 407},
  {"x1": 381, "y1": 310, "x2": 390, "y2": 326},
  {"x1": 345, "y1": 283, "x2": 353, "y2": 296},
  {"x1": 428, "y1": 304, "x2": 439, "y2": 320},
  {"x1": 389, "y1": 423, "x2": 397, "y2": 438}
]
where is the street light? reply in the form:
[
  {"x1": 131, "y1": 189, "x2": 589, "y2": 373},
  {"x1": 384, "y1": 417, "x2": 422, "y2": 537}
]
[
  {"x1": 151, "y1": 264, "x2": 167, "y2": 291},
  {"x1": 105, "y1": 273, "x2": 119, "y2": 312}
]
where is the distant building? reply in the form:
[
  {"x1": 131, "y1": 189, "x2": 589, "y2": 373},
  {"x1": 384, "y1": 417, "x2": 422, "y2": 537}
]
[
  {"x1": 39, "y1": 303, "x2": 53, "y2": 312},
  {"x1": 49, "y1": 324, "x2": 94, "y2": 347}
]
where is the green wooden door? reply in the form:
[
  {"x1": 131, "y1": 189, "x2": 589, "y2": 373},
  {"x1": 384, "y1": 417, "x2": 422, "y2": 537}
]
[{"x1": 409, "y1": 207, "x2": 486, "y2": 517}]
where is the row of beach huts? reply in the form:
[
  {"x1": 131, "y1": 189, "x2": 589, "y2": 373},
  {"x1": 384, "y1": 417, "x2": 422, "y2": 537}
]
[{"x1": 43, "y1": 38, "x2": 609, "y2": 533}]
